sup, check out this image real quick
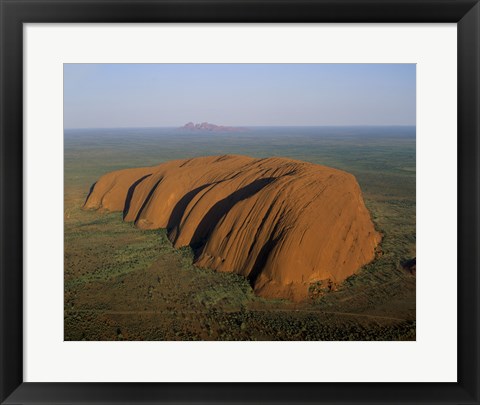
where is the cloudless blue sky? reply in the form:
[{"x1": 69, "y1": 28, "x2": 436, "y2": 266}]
[{"x1": 64, "y1": 64, "x2": 415, "y2": 128}]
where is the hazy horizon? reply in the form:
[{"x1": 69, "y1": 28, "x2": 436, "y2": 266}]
[
  {"x1": 65, "y1": 123, "x2": 416, "y2": 131},
  {"x1": 64, "y1": 64, "x2": 416, "y2": 129}
]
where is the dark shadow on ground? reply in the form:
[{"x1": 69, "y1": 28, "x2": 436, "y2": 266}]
[{"x1": 401, "y1": 257, "x2": 416, "y2": 276}]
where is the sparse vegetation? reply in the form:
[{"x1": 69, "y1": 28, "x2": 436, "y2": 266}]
[{"x1": 64, "y1": 127, "x2": 415, "y2": 341}]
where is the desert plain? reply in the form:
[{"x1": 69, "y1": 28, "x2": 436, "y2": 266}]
[{"x1": 64, "y1": 126, "x2": 416, "y2": 341}]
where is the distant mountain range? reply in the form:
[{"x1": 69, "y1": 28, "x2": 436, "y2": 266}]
[{"x1": 180, "y1": 122, "x2": 247, "y2": 132}]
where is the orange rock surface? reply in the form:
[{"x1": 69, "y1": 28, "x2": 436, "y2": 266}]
[{"x1": 84, "y1": 155, "x2": 381, "y2": 301}]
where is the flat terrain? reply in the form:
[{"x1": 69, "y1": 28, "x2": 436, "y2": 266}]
[{"x1": 65, "y1": 126, "x2": 416, "y2": 340}]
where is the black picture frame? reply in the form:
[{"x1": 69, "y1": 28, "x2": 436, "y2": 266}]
[{"x1": 1, "y1": 1, "x2": 478, "y2": 404}]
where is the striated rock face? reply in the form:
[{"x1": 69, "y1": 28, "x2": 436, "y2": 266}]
[{"x1": 84, "y1": 155, "x2": 381, "y2": 301}]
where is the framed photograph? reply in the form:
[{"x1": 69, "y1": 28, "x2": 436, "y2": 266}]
[{"x1": 1, "y1": 0, "x2": 478, "y2": 404}]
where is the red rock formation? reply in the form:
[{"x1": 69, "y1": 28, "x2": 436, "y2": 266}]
[
  {"x1": 84, "y1": 155, "x2": 381, "y2": 301},
  {"x1": 179, "y1": 122, "x2": 246, "y2": 132}
]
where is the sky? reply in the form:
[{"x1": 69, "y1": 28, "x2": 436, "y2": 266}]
[{"x1": 64, "y1": 64, "x2": 415, "y2": 129}]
